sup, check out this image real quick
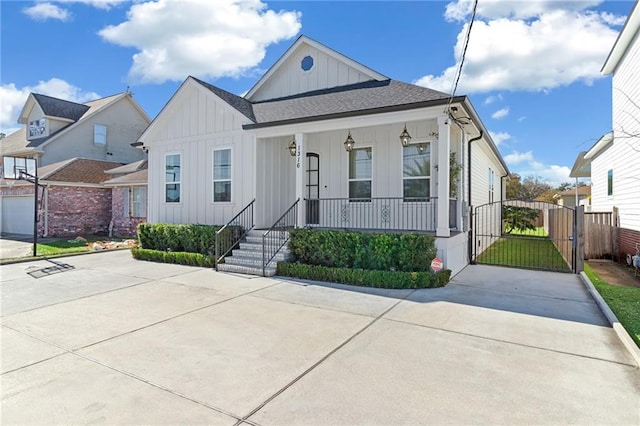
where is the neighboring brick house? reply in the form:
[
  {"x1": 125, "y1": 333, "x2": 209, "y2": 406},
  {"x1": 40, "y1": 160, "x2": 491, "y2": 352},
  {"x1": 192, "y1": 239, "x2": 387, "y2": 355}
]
[
  {"x1": 1, "y1": 91, "x2": 149, "y2": 235},
  {"x1": 0, "y1": 158, "x2": 124, "y2": 237},
  {"x1": 104, "y1": 160, "x2": 148, "y2": 237}
]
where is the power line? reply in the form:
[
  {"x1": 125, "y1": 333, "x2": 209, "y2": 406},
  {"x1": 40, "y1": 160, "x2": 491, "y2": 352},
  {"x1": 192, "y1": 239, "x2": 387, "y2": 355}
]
[{"x1": 446, "y1": 0, "x2": 478, "y2": 113}]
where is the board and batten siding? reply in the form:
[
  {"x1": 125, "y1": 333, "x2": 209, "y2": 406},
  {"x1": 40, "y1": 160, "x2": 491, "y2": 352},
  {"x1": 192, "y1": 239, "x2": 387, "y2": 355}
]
[
  {"x1": 597, "y1": 25, "x2": 640, "y2": 231},
  {"x1": 249, "y1": 43, "x2": 377, "y2": 102},
  {"x1": 145, "y1": 80, "x2": 256, "y2": 226}
]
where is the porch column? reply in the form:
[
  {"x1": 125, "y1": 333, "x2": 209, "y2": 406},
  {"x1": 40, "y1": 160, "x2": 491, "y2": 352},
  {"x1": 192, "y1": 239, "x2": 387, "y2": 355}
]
[
  {"x1": 295, "y1": 132, "x2": 306, "y2": 227},
  {"x1": 437, "y1": 115, "x2": 450, "y2": 237}
]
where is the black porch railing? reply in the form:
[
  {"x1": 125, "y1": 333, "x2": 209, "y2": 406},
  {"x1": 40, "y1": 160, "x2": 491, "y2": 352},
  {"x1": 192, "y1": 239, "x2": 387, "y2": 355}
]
[
  {"x1": 262, "y1": 199, "x2": 299, "y2": 275},
  {"x1": 214, "y1": 199, "x2": 255, "y2": 269},
  {"x1": 304, "y1": 197, "x2": 439, "y2": 231}
]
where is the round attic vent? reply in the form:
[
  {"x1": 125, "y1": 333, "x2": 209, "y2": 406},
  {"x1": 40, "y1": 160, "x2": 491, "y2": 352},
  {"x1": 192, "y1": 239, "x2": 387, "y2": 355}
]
[{"x1": 301, "y1": 55, "x2": 314, "y2": 71}]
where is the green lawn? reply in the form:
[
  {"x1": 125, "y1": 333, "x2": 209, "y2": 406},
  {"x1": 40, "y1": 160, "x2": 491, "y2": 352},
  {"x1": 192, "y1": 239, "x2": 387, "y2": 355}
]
[
  {"x1": 476, "y1": 236, "x2": 571, "y2": 271},
  {"x1": 584, "y1": 264, "x2": 640, "y2": 348},
  {"x1": 33, "y1": 238, "x2": 135, "y2": 257}
]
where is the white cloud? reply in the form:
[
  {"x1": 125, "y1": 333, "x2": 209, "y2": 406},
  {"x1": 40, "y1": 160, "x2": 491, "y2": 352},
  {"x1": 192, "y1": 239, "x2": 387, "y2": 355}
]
[
  {"x1": 445, "y1": 0, "x2": 602, "y2": 21},
  {"x1": 491, "y1": 107, "x2": 509, "y2": 119},
  {"x1": 505, "y1": 149, "x2": 572, "y2": 186},
  {"x1": 517, "y1": 116, "x2": 527, "y2": 122},
  {"x1": 489, "y1": 131, "x2": 511, "y2": 146},
  {"x1": 484, "y1": 94, "x2": 502, "y2": 105},
  {"x1": 416, "y1": 3, "x2": 621, "y2": 94},
  {"x1": 505, "y1": 150, "x2": 533, "y2": 165},
  {"x1": 99, "y1": 0, "x2": 302, "y2": 84},
  {"x1": 0, "y1": 79, "x2": 99, "y2": 133},
  {"x1": 58, "y1": 0, "x2": 129, "y2": 9},
  {"x1": 23, "y1": 2, "x2": 70, "y2": 21}
]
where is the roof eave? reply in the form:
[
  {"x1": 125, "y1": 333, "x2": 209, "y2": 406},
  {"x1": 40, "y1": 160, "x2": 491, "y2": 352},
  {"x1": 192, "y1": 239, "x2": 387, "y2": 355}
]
[
  {"x1": 602, "y1": 1, "x2": 640, "y2": 74},
  {"x1": 242, "y1": 96, "x2": 465, "y2": 130}
]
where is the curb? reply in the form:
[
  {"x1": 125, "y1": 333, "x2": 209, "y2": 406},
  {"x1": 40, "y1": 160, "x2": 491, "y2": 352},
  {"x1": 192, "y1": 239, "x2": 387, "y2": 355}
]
[
  {"x1": 0, "y1": 247, "x2": 133, "y2": 266},
  {"x1": 579, "y1": 271, "x2": 640, "y2": 368}
]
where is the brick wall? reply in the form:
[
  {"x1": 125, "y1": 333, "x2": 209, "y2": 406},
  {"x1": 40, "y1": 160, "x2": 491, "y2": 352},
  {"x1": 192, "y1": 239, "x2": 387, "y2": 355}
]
[
  {"x1": 618, "y1": 227, "x2": 640, "y2": 264},
  {"x1": 46, "y1": 186, "x2": 112, "y2": 237},
  {"x1": 111, "y1": 186, "x2": 146, "y2": 237}
]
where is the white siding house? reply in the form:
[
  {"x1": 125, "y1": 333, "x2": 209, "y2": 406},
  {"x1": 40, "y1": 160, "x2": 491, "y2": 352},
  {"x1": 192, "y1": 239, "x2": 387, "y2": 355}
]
[
  {"x1": 139, "y1": 35, "x2": 508, "y2": 275},
  {"x1": 596, "y1": 2, "x2": 640, "y2": 231}
]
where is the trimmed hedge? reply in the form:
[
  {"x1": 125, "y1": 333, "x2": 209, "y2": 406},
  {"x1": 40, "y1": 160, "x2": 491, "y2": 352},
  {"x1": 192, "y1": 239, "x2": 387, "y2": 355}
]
[
  {"x1": 131, "y1": 247, "x2": 214, "y2": 267},
  {"x1": 137, "y1": 223, "x2": 241, "y2": 255},
  {"x1": 277, "y1": 262, "x2": 451, "y2": 289},
  {"x1": 288, "y1": 229, "x2": 438, "y2": 272}
]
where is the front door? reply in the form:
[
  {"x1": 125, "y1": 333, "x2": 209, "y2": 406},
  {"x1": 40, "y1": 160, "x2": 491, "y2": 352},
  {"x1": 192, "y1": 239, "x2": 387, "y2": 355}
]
[{"x1": 306, "y1": 153, "x2": 319, "y2": 225}]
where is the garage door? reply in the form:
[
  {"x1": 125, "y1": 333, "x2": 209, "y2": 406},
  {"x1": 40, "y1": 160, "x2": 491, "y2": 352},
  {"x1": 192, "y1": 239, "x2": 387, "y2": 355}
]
[{"x1": 1, "y1": 196, "x2": 34, "y2": 235}]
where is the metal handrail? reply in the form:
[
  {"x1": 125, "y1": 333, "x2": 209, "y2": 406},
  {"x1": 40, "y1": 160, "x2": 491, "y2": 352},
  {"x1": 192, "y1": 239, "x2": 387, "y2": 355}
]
[
  {"x1": 262, "y1": 198, "x2": 299, "y2": 276},
  {"x1": 214, "y1": 199, "x2": 255, "y2": 269}
]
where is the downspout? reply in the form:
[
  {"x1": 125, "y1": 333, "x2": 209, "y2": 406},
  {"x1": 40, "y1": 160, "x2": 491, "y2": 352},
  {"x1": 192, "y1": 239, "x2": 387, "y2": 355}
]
[
  {"x1": 450, "y1": 119, "x2": 466, "y2": 231},
  {"x1": 467, "y1": 130, "x2": 483, "y2": 264}
]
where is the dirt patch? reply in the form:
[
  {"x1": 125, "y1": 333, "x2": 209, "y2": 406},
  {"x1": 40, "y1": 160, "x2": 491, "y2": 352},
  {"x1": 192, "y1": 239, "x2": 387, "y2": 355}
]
[{"x1": 586, "y1": 259, "x2": 640, "y2": 288}]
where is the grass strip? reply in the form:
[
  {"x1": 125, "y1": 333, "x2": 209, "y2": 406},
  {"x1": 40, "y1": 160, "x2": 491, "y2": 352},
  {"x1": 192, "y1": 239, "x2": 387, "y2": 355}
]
[
  {"x1": 476, "y1": 236, "x2": 570, "y2": 271},
  {"x1": 584, "y1": 263, "x2": 640, "y2": 348}
]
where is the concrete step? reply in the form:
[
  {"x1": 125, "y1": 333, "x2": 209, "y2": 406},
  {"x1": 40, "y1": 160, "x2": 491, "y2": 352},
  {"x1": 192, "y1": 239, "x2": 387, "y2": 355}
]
[
  {"x1": 230, "y1": 250, "x2": 289, "y2": 262},
  {"x1": 217, "y1": 263, "x2": 276, "y2": 277}
]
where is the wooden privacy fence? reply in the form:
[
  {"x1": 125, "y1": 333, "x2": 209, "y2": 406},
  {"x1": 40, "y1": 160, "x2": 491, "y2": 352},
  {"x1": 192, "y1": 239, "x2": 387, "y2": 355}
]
[
  {"x1": 547, "y1": 207, "x2": 574, "y2": 267},
  {"x1": 583, "y1": 210, "x2": 617, "y2": 259}
]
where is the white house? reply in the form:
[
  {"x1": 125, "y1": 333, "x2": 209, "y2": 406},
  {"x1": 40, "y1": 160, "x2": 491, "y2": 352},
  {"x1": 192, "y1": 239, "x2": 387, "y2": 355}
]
[
  {"x1": 596, "y1": 1, "x2": 640, "y2": 232},
  {"x1": 138, "y1": 35, "x2": 508, "y2": 276}
]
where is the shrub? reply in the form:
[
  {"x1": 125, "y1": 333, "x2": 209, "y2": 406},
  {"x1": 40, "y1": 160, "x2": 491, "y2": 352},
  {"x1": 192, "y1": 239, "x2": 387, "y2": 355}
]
[
  {"x1": 131, "y1": 247, "x2": 214, "y2": 268},
  {"x1": 276, "y1": 262, "x2": 451, "y2": 289},
  {"x1": 288, "y1": 229, "x2": 438, "y2": 272},
  {"x1": 137, "y1": 223, "x2": 241, "y2": 256}
]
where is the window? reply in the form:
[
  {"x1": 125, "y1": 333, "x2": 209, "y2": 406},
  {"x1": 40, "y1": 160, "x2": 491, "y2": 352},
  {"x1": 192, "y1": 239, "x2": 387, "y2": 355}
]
[
  {"x1": 132, "y1": 187, "x2": 147, "y2": 217},
  {"x1": 94, "y1": 124, "x2": 107, "y2": 145},
  {"x1": 607, "y1": 169, "x2": 613, "y2": 196},
  {"x1": 488, "y1": 167, "x2": 495, "y2": 203},
  {"x1": 403, "y1": 143, "x2": 430, "y2": 201},
  {"x1": 28, "y1": 118, "x2": 46, "y2": 137},
  {"x1": 213, "y1": 148, "x2": 231, "y2": 202},
  {"x1": 349, "y1": 147, "x2": 372, "y2": 199},
  {"x1": 165, "y1": 154, "x2": 181, "y2": 203}
]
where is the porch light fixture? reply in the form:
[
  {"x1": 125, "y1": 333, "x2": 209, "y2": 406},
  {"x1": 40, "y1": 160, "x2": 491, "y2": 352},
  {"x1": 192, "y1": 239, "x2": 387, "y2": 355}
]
[
  {"x1": 287, "y1": 137, "x2": 297, "y2": 156},
  {"x1": 344, "y1": 130, "x2": 355, "y2": 152},
  {"x1": 399, "y1": 124, "x2": 412, "y2": 146},
  {"x1": 417, "y1": 144, "x2": 426, "y2": 155}
]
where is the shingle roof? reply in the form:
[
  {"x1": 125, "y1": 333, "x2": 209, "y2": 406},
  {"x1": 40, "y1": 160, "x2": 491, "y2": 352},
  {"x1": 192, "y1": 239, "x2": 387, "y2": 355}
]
[
  {"x1": 0, "y1": 128, "x2": 38, "y2": 156},
  {"x1": 192, "y1": 77, "x2": 453, "y2": 129},
  {"x1": 105, "y1": 159, "x2": 147, "y2": 174},
  {"x1": 251, "y1": 80, "x2": 451, "y2": 126},
  {"x1": 103, "y1": 169, "x2": 148, "y2": 186},
  {"x1": 556, "y1": 185, "x2": 591, "y2": 197},
  {"x1": 191, "y1": 77, "x2": 256, "y2": 122},
  {"x1": 33, "y1": 93, "x2": 90, "y2": 121},
  {"x1": 39, "y1": 158, "x2": 124, "y2": 184}
]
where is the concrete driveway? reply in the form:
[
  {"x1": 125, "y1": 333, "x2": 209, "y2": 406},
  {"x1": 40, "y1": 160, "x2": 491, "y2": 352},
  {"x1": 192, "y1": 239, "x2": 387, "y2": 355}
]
[{"x1": 1, "y1": 251, "x2": 639, "y2": 425}]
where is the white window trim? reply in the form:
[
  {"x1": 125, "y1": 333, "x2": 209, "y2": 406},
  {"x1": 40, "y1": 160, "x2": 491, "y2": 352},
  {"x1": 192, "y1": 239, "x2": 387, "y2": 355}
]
[
  {"x1": 348, "y1": 146, "x2": 373, "y2": 201},
  {"x1": 401, "y1": 140, "x2": 432, "y2": 203},
  {"x1": 131, "y1": 186, "x2": 147, "y2": 217},
  {"x1": 164, "y1": 152, "x2": 182, "y2": 204},
  {"x1": 94, "y1": 124, "x2": 107, "y2": 145},
  {"x1": 212, "y1": 147, "x2": 232, "y2": 203},
  {"x1": 488, "y1": 167, "x2": 495, "y2": 203}
]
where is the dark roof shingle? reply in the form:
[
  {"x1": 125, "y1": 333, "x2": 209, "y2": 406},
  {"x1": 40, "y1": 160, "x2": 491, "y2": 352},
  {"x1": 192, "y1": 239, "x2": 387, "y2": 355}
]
[
  {"x1": 39, "y1": 158, "x2": 124, "y2": 184},
  {"x1": 191, "y1": 76, "x2": 256, "y2": 122},
  {"x1": 33, "y1": 93, "x2": 90, "y2": 121}
]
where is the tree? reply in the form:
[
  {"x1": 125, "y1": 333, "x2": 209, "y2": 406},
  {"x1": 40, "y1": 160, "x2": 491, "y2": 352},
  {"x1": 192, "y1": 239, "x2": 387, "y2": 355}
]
[
  {"x1": 506, "y1": 173, "x2": 522, "y2": 199},
  {"x1": 503, "y1": 205, "x2": 538, "y2": 233},
  {"x1": 520, "y1": 175, "x2": 552, "y2": 201}
]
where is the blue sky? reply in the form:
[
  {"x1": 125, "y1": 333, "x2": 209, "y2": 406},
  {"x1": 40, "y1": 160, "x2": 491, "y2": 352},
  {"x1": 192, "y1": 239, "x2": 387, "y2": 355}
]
[{"x1": 1, "y1": 0, "x2": 635, "y2": 186}]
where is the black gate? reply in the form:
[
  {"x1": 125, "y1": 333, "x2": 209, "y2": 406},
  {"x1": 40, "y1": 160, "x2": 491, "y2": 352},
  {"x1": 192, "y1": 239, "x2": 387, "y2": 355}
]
[{"x1": 472, "y1": 200, "x2": 577, "y2": 273}]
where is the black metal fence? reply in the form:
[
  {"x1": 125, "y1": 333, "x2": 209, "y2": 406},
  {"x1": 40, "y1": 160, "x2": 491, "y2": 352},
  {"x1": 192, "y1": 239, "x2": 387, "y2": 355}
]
[
  {"x1": 262, "y1": 199, "x2": 299, "y2": 275},
  {"x1": 305, "y1": 197, "x2": 439, "y2": 231},
  {"x1": 214, "y1": 199, "x2": 254, "y2": 269}
]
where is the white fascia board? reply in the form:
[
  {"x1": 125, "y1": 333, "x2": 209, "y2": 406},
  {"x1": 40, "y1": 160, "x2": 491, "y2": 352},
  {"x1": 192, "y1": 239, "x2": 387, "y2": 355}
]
[
  {"x1": 584, "y1": 132, "x2": 614, "y2": 159},
  {"x1": 602, "y1": 2, "x2": 640, "y2": 74},
  {"x1": 17, "y1": 94, "x2": 37, "y2": 125}
]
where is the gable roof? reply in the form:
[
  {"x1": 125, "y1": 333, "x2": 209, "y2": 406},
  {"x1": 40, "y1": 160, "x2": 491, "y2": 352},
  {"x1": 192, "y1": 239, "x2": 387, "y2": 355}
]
[
  {"x1": 555, "y1": 185, "x2": 591, "y2": 197},
  {"x1": 38, "y1": 158, "x2": 124, "y2": 184},
  {"x1": 31, "y1": 93, "x2": 90, "y2": 122},
  {"x1": 245, "y1": 35, "x2": 388, "y2": 101},
  {"x1": 602, "y1": 1, "x2": 640, "y2": 74},
  {"x1": 191, "y1": 77, "x2": 256, "y2": 122},
  {"x1": 4, "y1": 93, "x2": 147, "y2": 157}
]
